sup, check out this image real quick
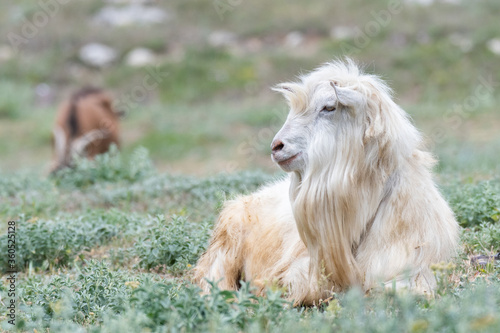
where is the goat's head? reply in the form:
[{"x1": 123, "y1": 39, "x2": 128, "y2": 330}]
[{"x1": 271, "y1": 59, "x2": 420, "y2": 179}]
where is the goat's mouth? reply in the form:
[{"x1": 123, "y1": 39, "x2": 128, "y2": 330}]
[{"x1": 274, "y1": 153, "x2": 300, "y2": 166}]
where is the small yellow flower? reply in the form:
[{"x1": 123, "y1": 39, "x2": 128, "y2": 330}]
[
  {"x1": 125, "y1": 281, "x2": 140, "y2": 289},
  {"x1": 431, "y1": 261, "x2": 455, "y2": 272},
  {"x1": 325, "y1": 299, "x2": 342, "y2": 317},
  {"x1": 410, "y1": 319, "x2": 429, "y2": 332}
]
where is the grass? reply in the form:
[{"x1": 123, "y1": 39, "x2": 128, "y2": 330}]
[
  {"x1": 0, "y1": 0, "x2": 499, "y2": 331},
  {"x1": 0, "y1": 149, "x2": 499, "y2": 332}
]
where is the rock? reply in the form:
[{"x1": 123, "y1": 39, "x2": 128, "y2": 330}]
[
  {"x1": 105, "y1": 0, "x2": 154, "y2": 4},
  {"x1": 486, "y1": 38, "x2": 500, "y2": 56},
  {"x1": 125, "y1": 47, "x2": 156, "y2": 67},
  {"x1": 407, "y1": 0, "x2": 460, "y2": 6},
  {"x1": 404, "y1": 0, "x2": 435, "y2": 6},
  {"x1": 207, "y1": 30, "x2": 237, "y2": 48},
  {"x1": 0, "y1": 45, "x2": 14, "y2": 62},
  {"x1": 285, "y1": 31, "x2": 304, "y2": 48},
  {"x1": 94, "y1": 4, "x2": 169, "y2": 27},
  {"x1": 79, "y1": 43, "x2": 118, "y2": 68},
  {"x1": 330, "y1": 26, "x2": 356, "y2": 41}
]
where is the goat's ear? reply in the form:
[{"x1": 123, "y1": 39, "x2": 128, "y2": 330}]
[
  {"x1": 114, "y1": 110, "x2": 126, "y2": 118},
  {"x1": 272, "y1": 82, "x2": 306, "y2": 110},
  {"x1": 333, "y1": 85, "x2": 382, "y2": 140},
  {"x1": 100, "y1": 94, "x2": 114, "y2": 111},
  {"x1": 272, "y1": 82, "x2": 301, "y2": 95},
  {"x1": 333, "y1": 85, "x2": 365, "y2": 110}
]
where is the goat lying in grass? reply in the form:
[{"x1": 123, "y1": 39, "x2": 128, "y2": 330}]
[{"x1": 195, "y1": 59, "x2": 459, "y2": 305}]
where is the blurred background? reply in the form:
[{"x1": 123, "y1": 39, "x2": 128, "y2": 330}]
[{"x1": 0, "y1": 0, "x2": 498, "y2": 177}]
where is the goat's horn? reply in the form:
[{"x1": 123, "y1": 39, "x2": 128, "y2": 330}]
[
  {"x1": 53, "y1": 127, "x2": 67, "y2": 165},
  {"x1": 330, "y1": 81, "x2": 340, "y2": 110},
  {"x1": 71, "y1": 129, "x2": 110, "y2": 157}
]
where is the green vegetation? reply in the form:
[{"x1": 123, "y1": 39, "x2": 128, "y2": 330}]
[
  {"x1": 446, "y1": 180, "x2": 500, "y2": 228},
  {"x1": 133, "y1": 215, "x2": 212, "y2": 274},
  {"x1": 12, "y1": 263, "x2": 500, "y2": 332},
  {"x1": 0, "y1": 149, "x2": 499, "y2": 332},
  {"x1": 0, "y1": 0, "x2": 499, "y2": 331},
  {"x1": 52, "y1": 146, "x2": 155, "y2": 188}
]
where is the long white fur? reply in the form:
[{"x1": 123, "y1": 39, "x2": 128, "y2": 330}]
[{"x1": 194, "y1": 59, "x2": 459, "y2": 304}]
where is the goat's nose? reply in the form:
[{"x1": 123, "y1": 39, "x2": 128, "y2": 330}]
[{"x1": 271, "y1": 139, "x2": 285, "y2": 153}]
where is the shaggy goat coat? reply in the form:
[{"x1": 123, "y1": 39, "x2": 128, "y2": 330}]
[
  {"x1": 194, "y1": 60, "x2": 459, "y2": 304},
  {"x1": 51, "y1": 88, "x2": 121, "y2": 173}
]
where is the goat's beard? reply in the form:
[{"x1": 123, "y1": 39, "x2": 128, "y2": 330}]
[{"x1": 289, "y1": 128, "x2": 387, "y2": 291}]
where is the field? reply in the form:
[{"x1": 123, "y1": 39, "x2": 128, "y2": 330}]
[{"x1": 1, "y1": 0, "x2": 500, "y2": 332}]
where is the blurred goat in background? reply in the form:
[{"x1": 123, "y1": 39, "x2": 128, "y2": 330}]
[{"x1": 50, "y1": 87, "x2": 122, "y2": 173}]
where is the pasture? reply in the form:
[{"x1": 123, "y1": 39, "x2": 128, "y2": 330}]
[{"x1": 1, "y1": 0, "x2": 499, "y2": 332}]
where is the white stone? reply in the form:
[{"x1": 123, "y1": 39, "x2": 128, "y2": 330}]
[
  {"x1": 105, "y1": 0, "x2": 154, "y2": 4},
  {"x1": 285, "y1": 31, "x2": 304, "y2": 48},
  {"x1": 125, "y1": 47, "x2": 156, "y2": 67},
  {"x1": 79, "y1": 43, "x2": 117, "y2": 67},
  {"x1": 94, "y1": 5, "x2": 169, "y2": 27},
  {"x1": 330, "y1": 26, "x2": 356, "y2": 40},
  {"x1": 486, "y1": 38, "x2": 500, "y2": 56},
  {"x1": 208, "y1": 30, "x2": 237, "y2": 48},
  {"x1": 404, "y1": 0, "x2": 435, "y2": 6},
  {"x1": 0, "y1": 45, "x2": 14, "y2": 61}
]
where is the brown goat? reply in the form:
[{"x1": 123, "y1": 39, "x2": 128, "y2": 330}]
[{"x1": 50, "y1": 87, "x2": 121, "y2": 173}]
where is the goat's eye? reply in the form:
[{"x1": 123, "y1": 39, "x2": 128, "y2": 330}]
[{"x1": 321, "y1": 105, "x2": 336, "y2": 112}]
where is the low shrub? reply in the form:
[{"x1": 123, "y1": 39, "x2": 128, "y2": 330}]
[
  {"x1": 0, "y1": 211, "x2": 144, "y2": 272},
  {"x1": 462, "y1": 222, "x2": 500, "y2": 253},
  {"x1": 12, "y1": 264, "x2": 500, "y2": 333},
  {"x1": 52, "y1": 146, "x2": 155, "y2": 188},
  {"x1": 133, "y1": 215, "x2": 212, "y2": 273},
  {"x1": 445, "y1": 180, "x2": 500, "y2": 227},
  {"x1": 18, "y1": 260, "x2": 132, "y2": 327}
]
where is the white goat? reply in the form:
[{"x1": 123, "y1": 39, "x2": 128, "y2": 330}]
[{"x1": 195, "y1": 59, "x2": 459, "y2": 305}]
